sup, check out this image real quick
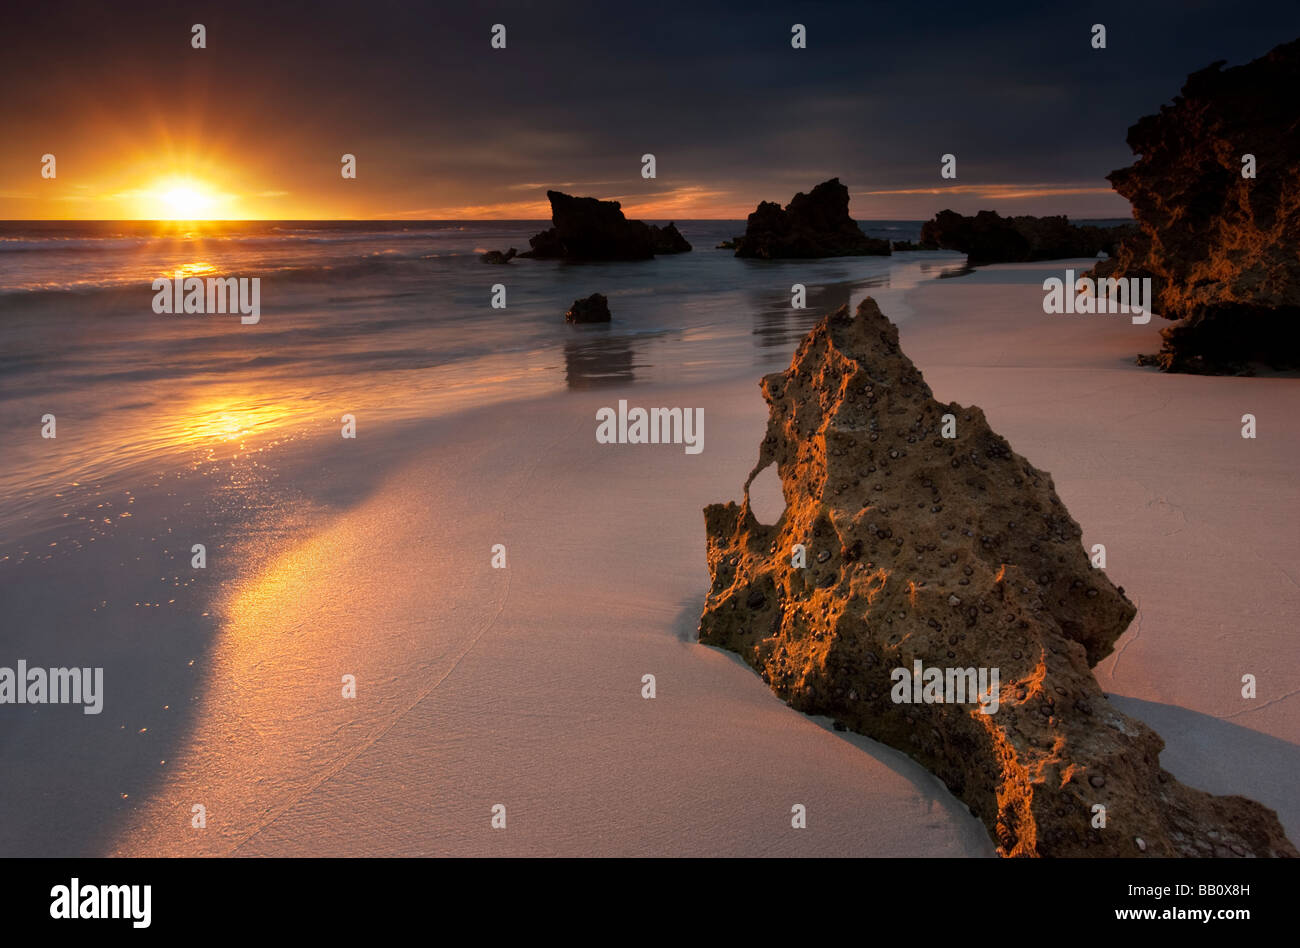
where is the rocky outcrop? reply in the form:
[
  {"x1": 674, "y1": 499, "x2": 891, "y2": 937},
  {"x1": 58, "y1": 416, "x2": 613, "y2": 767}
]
[
  {"x1": 891, "y1": 239, "x2": 934, "y2": 252},
  {"x1": 565, "y1": 292, "x2": 611, "y2": 323},
  {"x1": 728, "y1": 179, "x2": 892, "y2": 258},
  {"x1": 699, "y1": 298, "x2": 1297, "y2": 858},
  {"x1": 1090, "y1": 38, "x2": 1300, "y2": 374},
  {"x1": 920, "y1": 210, "x2": 1133, "y2": 265},
  {"x1": 521, "y1": 191, "x2": 692, "y2": 261},
  {"x1": 480, "y1": 248, "x2": 516, "y2": 264},
  {"x1": 649, "y1": 222, "x2": 692, "y2": 254}
]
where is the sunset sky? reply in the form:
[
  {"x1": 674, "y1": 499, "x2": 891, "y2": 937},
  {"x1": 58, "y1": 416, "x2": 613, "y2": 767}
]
[{"x1": 3, "y1": 0, "x2": 1297, "y2": 220}]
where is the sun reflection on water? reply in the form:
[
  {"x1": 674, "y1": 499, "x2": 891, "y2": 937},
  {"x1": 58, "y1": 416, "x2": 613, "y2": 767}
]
[
  {"x1": 162, "y1": 396, "x2": 302, "y2": 448},
  {"x1": 162, "y1": 260, "x2": 218, "y2": 279}
]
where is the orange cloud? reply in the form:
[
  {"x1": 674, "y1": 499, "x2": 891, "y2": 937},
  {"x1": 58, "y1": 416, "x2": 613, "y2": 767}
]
[{"x1": 862, "y1": 183, "x2": 1115, "y2": 200}]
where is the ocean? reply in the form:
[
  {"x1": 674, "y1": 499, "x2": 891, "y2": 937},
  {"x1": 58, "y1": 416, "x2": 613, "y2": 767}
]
[{"x1": 0, "y1": 219, "x2": 968, "y2": 543}]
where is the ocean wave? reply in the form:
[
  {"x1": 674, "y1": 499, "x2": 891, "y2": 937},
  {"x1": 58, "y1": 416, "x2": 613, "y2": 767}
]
[{"x1": 0, "y1": 251, "x2": 472, "y2": 297}]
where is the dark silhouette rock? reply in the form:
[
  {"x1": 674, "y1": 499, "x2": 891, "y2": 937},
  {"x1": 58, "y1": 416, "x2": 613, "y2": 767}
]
[
  {"x1": 891, "y1": 239, "x2": 935, "y2": 252},
  {"x1": 1090, "y1": 38, "x2": 1300, "y2": 374},
  {"x1": 920, "y1": 210, "x2": 1132, "y2": 265},
  {"x1": 648, "y1": 222, "x2": 692, "y2": 254},
  {"x1": 521, "y1": 191, "x2": 692, "y2": 261},
  {"x1": 729, "y1": 178, "x2": 892, "y2": 258},
  {"x1": 480, "y1": 248, "x2": 516, "y2": 264},
  {"x1": 565, "y1": 293, "x2": 611, "y2": 323},
  {"x1": 699, "y1": 298, "x2": 1297, "y2": 858}
]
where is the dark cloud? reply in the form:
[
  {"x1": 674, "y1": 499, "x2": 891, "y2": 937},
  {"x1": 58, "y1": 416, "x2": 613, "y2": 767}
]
[{"x1": 3, "y1": 0, "x2": 1298, "y2": 217}]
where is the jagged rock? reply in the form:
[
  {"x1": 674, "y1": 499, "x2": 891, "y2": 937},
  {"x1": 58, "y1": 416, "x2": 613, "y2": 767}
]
[
  {"x1": 521, "y1": 191, "x2": 692, "y2": 260},
  {"x1": 728, "y1": 178, "x2": 892, "y2": 258},
  {"x1": 480, "y1": 248, "x2": 516, "y2": 264},
  {"x1": 699, "y1": 298, "x2": 1297, "y2": 858},
  {"x1": 565, "y1": 293, "x2": 611, "y2": 323},
  {"x1": 648, "y1": 222, "x2": 692, "y2": 254},
  {"x1": 891, "y1": 239, "x2": 935, "y2": 252},
  {"x1": 1090, "y1": 38, "x2": 1300, "y2": 374},
  {"x1": 920, "y1": 209, "x2": 1133, "y2": 265}
]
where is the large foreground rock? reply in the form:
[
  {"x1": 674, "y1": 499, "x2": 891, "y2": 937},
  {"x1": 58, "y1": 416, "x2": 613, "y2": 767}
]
[
  {"x1": 1091, "y1": 38, "x2": 1300, "y2": 374},
  {"x1": 728, "y1": 178, "x2": 891, "y2": 258},
  {"x1": 699, "y1": 299, "x2": 1296, "y2": 858},
  {"x1": 521, "y1": 191, "x2": 691, "y2": 261},
  {"x1": 920, "y1": 209, "x2": 1132, "y2": 264}
]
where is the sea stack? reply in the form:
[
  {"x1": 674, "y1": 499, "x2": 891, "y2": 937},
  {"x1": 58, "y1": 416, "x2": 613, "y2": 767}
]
[
  {"x1": 1092, "y1": 37, "x2": 1300, "y2": 373},
  {"x1": 919, "y1": 210, "x2": 1132, "y2": 264},
  {"x1": 648, "y1": 222, "x2": 692, "y2": 254},
  {"x1": 522, "y1": 191, "x2": 691, "y2": 261},
  {"x1": 728, "y1": 178, "x2": 892, "y2": 258},
  {"x1": 699, "y1": 298, "x2": 1297, "y2": 858}
]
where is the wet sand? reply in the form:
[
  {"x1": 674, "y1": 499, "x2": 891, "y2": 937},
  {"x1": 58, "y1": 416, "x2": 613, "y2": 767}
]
[{"x1": 4, "y1": 260, "x2": 1295, "y2": 856}]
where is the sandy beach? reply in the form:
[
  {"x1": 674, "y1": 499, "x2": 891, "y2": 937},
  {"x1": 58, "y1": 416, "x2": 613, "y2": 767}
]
[{"x1": 4, "y1": 257, "x2": 1293, "y2": 857}]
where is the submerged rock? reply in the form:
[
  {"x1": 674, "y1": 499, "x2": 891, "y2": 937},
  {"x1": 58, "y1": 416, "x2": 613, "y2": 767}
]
[
  {"x1": 920, "y1": 209, "x2": 1132, "y2": 265},
  {"x1": 1091, "y1": 38, "x2": 1300, "y2": 374},
  {"x1": 521, "y1": 191, "x2": 692, "y2": 261},
  {"x1": 480, "y1": 248, "x2": 516, "y2": 264},
  {"x1": 728, "y1": 178, "x2": 892, "y2": 258},
  {"x1": 565, "y1": 293, "x2": 611, "y2": 323},
  {"x1": 699, "y1": 298, "x2": 1296, "y2": 858}
]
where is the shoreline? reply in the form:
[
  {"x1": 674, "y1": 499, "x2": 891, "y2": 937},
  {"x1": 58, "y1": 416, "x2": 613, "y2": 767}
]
[{"x1": 2, "y1": 260, "x2": 1295, "y2": 856}]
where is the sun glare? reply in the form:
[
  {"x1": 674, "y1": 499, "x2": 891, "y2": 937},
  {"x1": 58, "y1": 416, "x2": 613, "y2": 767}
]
[
  {"x1": 163, "y1": 188, "x2": 208, "y2": 217},
  {"x1": 149, "y1": 178, "x2": 221, "y2": 220}
]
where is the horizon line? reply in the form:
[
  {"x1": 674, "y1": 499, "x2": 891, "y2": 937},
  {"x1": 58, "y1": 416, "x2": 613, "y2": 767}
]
[{"x1": 0, "y1": 213, "x2": 1136, "y2": 224}]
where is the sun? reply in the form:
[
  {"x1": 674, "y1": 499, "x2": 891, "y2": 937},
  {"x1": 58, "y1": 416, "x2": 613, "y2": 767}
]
[
  {"x1": 149, "y1": 178, "x2": 221, "y2": 220},
  {"x1": 163, "y1": 187, "x2": 209, "y2": 218}
]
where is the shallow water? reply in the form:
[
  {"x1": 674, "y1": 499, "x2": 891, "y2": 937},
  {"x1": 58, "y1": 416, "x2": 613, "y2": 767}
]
[{"x1": 0, "y1": 219, "x2": 968, "y2": 544}]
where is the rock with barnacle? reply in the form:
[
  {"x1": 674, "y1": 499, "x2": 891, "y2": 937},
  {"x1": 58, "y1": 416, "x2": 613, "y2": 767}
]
[{"x1": 698, "y1": 297, "x2": 1297, "y2": 857}]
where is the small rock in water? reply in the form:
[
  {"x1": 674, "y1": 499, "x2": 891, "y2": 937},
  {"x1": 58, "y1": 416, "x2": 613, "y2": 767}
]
[{"x1": 565, "y1": 293, "x2": 611, "y2": 323}]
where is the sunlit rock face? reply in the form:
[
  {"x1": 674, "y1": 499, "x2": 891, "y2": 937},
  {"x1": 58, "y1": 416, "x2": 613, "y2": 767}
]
[
  {"x1": 1095, "y1": 37, "x2": 1300, "y2": 374},
  {"x1": 700, "y1": 299, "x2": 1297, "y2": 857}
]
